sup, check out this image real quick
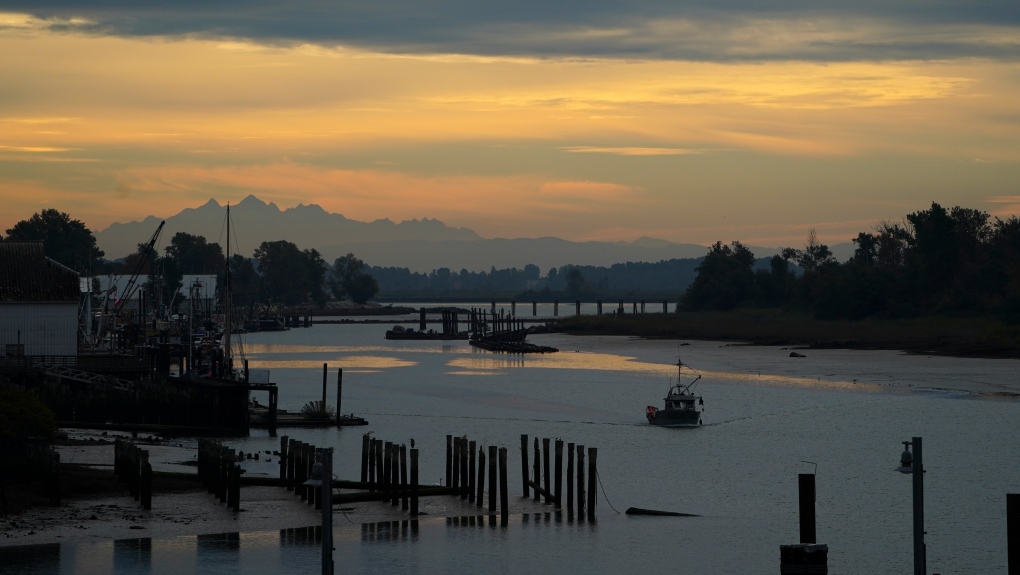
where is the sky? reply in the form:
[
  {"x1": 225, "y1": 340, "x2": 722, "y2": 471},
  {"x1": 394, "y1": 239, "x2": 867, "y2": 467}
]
[{"x1": 1, "y1": 1, "x2": 1018, "y2": 249}]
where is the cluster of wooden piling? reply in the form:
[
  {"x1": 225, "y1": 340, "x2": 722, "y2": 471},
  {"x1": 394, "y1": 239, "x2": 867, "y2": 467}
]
[
  {"x1": 470, "y1": 308, "x2": 527, "y2": 340},
  {"x1": 442, "y1": 435, "x2": 510, "y2": 520},
  {"x1": 358, "y1": 435, "x2": 427, "y2": 514},
  {"x1": 114, "y1": 438, "x2": 152, "y2": 510},
  {"x1": 196, "y1": 438, "x2": 241, "y2": 512},
  {"x1": 278, "y1": 435, "x2": 332, "y2": 510},
  {"x1": 519, "y1": 435, "x2": 598, "y2": 521}
]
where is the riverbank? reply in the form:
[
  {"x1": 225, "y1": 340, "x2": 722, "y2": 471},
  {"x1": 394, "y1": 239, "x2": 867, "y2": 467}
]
[{"x1": 551, "y1": 310, "x2": 1020, "y2": 359}]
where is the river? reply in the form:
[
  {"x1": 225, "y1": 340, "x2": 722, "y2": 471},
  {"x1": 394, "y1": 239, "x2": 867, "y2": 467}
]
[{"x1": 5, "y1": 316, "x2": 1020, "y2": 574}]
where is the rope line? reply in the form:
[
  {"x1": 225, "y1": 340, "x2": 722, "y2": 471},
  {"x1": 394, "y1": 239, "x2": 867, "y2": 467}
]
[{"x1": 595, "y1": 467, "x2": 622, "y2": 514}]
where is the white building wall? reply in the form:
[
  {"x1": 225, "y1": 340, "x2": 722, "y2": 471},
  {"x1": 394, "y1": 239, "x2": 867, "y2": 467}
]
[{"x1": 0, "y1": 302, "x2": 78, "y2": 356}]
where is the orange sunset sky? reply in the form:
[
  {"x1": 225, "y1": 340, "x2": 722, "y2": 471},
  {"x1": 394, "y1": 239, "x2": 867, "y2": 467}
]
[{"x1": 1, "y1": 2, "x2": 1018, "y2": 250}]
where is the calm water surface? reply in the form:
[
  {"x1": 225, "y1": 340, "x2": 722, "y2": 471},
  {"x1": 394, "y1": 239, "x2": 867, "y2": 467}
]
[{"x1": 6, "y1": 320, "x2": 1020, "y2": 574}]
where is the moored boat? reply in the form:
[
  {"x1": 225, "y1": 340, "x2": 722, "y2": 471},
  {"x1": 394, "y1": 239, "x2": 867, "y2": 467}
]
[{"x1": 646, "y1": 360, "x2": 703, "y2": 427}]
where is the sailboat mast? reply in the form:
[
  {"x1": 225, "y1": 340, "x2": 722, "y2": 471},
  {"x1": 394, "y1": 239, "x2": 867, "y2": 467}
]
[{"x1": 224, "y1": 203, "x2": 232, "y2": 377}]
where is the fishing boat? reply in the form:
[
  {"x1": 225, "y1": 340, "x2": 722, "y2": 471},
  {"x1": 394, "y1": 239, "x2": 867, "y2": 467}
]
[{"x1": 646, "y1": 360, "x2": 703, "y2": 427}]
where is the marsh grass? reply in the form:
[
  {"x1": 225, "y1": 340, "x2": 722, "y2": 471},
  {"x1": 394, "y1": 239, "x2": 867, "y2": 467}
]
[{"x1": 553, "y1": 310, "x2": 1020, "y2": 358}]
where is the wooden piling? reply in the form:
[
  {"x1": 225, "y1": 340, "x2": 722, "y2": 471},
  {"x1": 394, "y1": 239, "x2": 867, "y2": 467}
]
[
  {"x1": 476, "y1": 447, "x2": 485, "y2": 508},
  {"x1": 576, "y1": 300, "x2": 580, "y2": 315},
  {"x1": 400, "y1": 444, "x2": 408, "y2": 511},
  {"x1": 468, "y1": 440, "x2": 476, "y2": 503},
  {"x1": 375, "y1": 439, "x2": 384, "y2": 492},
  {"x1": 336, "y1": 368, "x2": 343, "y2": 426},
  {"x1": 446, "y1": 435, "x2": 453, "y2": 488},
  {"x1": 554, "y1": 439, "x2": 563, "y2": 508},
  {"x1": 383, "y1": 442, "x2": 392, "y2": 503},
  {"x1": 587, "y1": 447, "x2": 597, "y2": 521},
  {"x1": 322, "y1": 363, "x2": 328, "y2": 407},
  {"x1": 554, "y1": 300, "x2": 558, "y2": 316},
  {"x1": 799, "y1": 473, "x2": 817, "y2": 544},
  {"x1": 410, "y1": 448, "x2": 419, "y2": 516},
  {"x1": 542, "y1": 438, "x2": 551, "y2": 504},
  {"x1": 230, "y1": 461, "x2": 241, "y2": 512},
  {"x1": 597, "y1": 300, "x2": 602, "y2": 315},
  {"x1": 367, "y1": 438, "x2": 377, "y2": 489},
  {"x1": 576, "y1": 445, "x2": 585, "y2": 521},
  {"x1": 391, "y1": 443, "x2": 400, "y2": 507},
  {"x1": 452, "y1": 437, "x2": 460, "y2": 492},
  {"x1": 280, "y1": 435, "x2": 289, "y2": 484},
  {"x1": 287, "y1": 438, "x2": 297, "y2": 491},
  {"x1": 1008, "y1": 493, "x2": 1018, "y2": 574},
  {"x1": 520, "y1": 434, "x2": 529, "y2": 497},
  {"x1": 361, "y1": 434, "x2": 369, "y2": 483},
  {"x1": 489, "y1": 445, "x2": 498, "y2": 513},
  {"x1": 499, "y1": 447, "x2": 509, "y2": 526},
  {"x1": 532, "y1": 437, "x2": 541, "y2": 502},
  {"x1": 567, "y1": 442, "x2": 574, "y2": 516}
]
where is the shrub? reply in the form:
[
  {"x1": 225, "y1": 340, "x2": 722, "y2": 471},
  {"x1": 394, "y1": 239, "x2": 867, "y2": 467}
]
[{"x1": 0, "y1": 386, "x2": 57, "y2": 440}]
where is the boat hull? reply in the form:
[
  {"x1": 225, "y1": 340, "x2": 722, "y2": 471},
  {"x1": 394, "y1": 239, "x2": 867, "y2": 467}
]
[{"x1": 647, "y1": 409, "x2": 701, "y2": 427}]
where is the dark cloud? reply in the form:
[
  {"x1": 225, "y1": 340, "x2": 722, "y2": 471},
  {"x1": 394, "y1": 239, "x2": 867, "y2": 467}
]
[{"x1": 2, "y1": 0, "x2": 1018, "y2": 60}]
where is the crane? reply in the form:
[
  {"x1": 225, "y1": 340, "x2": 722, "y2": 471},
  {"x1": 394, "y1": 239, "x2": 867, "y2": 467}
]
[{"x1": 94, "y1": 220, "x2": 165, "y2": 346}]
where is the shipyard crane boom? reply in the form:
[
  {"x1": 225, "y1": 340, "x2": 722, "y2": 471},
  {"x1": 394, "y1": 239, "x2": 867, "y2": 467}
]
[
  {"x1": 113, "y1": 220, "x2": 165, "y2": 314},
  {"x1": 94, "y1": 220, "x2": 165, "y2": 346}
]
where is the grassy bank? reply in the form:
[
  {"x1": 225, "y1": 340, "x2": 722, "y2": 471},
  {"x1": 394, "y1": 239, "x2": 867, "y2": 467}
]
[{"x1": 551, "y1": 310, "x2": 1020, "y2": 359}]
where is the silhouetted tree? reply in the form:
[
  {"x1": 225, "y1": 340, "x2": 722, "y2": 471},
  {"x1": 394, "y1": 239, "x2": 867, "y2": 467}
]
[
  {"x1": 682, "y1": 241, "x2": 758, "y2": 311},
  {"x1": 5, "y1": 209, "x2": 104, "y2": 272}
]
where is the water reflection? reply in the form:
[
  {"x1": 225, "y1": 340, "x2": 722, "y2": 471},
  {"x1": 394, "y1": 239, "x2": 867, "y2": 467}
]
[
  {"x1": 360, "y1": 520, "x2": 419, "y2": 542},
  {"x1": 256, "y1": 356, "x2": 417, "y2": 369},
  {"x1": 245, "y1": 344, "x2": 470, "y2": 355}
]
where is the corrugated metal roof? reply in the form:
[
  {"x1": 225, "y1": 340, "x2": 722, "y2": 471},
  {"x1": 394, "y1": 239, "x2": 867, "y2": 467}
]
[{"x1": 0, "y1": 241, "x2": 81, "y2": 302}]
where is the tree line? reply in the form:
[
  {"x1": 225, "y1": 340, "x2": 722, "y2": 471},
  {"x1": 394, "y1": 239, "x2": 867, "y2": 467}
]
[
  {"x1": 6, "y1": 202, "x2": 1018, "y2": 323},
  {"x1": 2, "y1": 210, "x2": 379, "y2": 310},
  {"x1": 681, "y1": 203, "x2": 1020, "y2": 323}
]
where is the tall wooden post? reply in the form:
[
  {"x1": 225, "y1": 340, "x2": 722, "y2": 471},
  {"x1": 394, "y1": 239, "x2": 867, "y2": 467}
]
[
  {"x1": 488, "y1": 445, "x2": 498, "y2": 512},
  {"x1": 576, "y1": 445, "x2": 585, "y2": 521},
  {"x1": 336, "y1": 368, "x2": 343, "y2": 425},
  {"x1": 1008, "y1": 493, "x2": 1019, "y2": 575},
  {"x1": 554, "y1": 439, "x2": 563, "y2": 508},
  {"x1": 400, "y1": 444, "x2": 408, "y2": 510},
  {"x1": 567, "y1": 442, "x2": 575, "y2": 516},
  {"x1": 446, "y1": 435, "x2": 453, "y2": 488},
  {"x1": 476, "y1": 447, "x2": 486, "y2": 508},
  {"x1": 554, "y1": 300, "x2": 558, "y2": 316},
  {"x1": 360, "y1": 434, "x2": 369, "y2": 483},
  {"x1": 452, "y1": 437, "x2": 461, "y2": 492},
  {"x1": 532, "y1": 437, "x2": 541, "y2": 501},
  {"x1": 468, "y1": 440, "x2": 477, "y2": 503},
  {"x1": 499, "y1": 447, "x2": 509, "y2": 526},
  {"x1": 587, "y1": 447, "x2": 597, "y2": 522},
  {"x1": 383, "y1": 442, "x2": 392, "y2": 502},
  {"x1": 542, "y1": 438, "x2": 551, "y2": 504},
  {"x1": 799, "y1": 473, "x2": 817, "y2": 544},
  {"x1": 280, "y1": 435, "x2": 289, "y2": 484},
  {"x1": 532, "y1": 301, "x2": 537, "y2": 316},
  {"x1": 520, "y1": 434, "x2": 529, "y2": 497},
  {"x1": 321, "y1": 363, "x2": 328, "y2": 407},
  {"x1": 410, "y1": 448, "x2": 419, "y2": 516},
  {"x1": 575, "y1": 300, "x2": 580, "y2": 315},
  {"x1": 287, "y1": 438, "x2": 297, "y2": 491}
]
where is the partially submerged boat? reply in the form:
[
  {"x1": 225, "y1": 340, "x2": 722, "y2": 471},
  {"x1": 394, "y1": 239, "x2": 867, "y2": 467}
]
[{"x1": 646, "y1": 360, "x2": 703, "y2": 427}]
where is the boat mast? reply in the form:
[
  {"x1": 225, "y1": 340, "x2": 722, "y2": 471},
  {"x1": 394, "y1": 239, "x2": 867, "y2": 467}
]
[{"x1": 224, "y1": 203, "x2": 232, "y2": 378}]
